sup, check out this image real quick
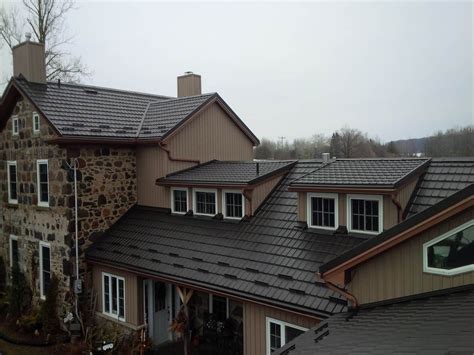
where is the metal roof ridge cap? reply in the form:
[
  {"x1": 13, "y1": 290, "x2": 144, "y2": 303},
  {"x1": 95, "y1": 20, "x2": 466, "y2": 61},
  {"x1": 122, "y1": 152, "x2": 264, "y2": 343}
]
[
  {"x1": 393, "y1": 158, "x2": 432, "y2": 188},
  {"x1": 136, "y1": 101, "x2": 153, "y2": 138},
  {"x1": 288, "y1": 160, "x2": 335, "y2": 185}
]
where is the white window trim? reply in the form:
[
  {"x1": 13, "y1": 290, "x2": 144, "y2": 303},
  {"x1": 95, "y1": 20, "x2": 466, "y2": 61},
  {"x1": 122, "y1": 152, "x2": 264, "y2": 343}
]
[
  {"x1": 222, "y1": 189, "x2": 245, "y2": 220},
  {"x1": 39, "y1": 241, "x2": 50, "y2": 300},
  {"x1": 170, "y1": 187, "x2": 189, "y2": 214},
  {"x1": 209, "y1": 294, "x2": 230, "y2": 318},
  {"x1": 102, "y1": 272, "x2": 126, "y2": 322},
  {"x1": 12, "y1": 115, "x2": 19, "y2": 136},
  {"x1": 7, "y1": 161, "x2": 18, "y2": 204},
  {"x1": 423, "y1": 219, "x2": 474, "y2": 276},
  {"x1": 346, "y1": 194, "x2": 383, "y2": 235},
  {"x1": 36, "y1": 159, "x2": 49, "y2": 207},
  {"x1": 32, "y1": 112, "x2": 40, "y2": 134},
  {"x1": 192, "y1": 188, "x2": 218, "y2": 216},
  {"x1": 265, "y1": 317, "x2": 308, "y2": 355},
  {"x1": 9, "y1": 235, "x2": 18, "y2": 268},
  {"x1": 307, "y1": 192, "x2": 339, "y2": 230}
]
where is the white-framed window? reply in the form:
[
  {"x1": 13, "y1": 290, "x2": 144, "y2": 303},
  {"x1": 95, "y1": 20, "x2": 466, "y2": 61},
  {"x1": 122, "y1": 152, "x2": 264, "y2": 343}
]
[
  {"x1": 7, "y1": 161, "x2": 18, "y2": 204},
  {"x1": 347, "y1": 194, "x2": 383, "y2": 234},
  {"x1": 423, "y1": 220, "x2": 474, "y2": 276},
  {"x1": 102, "y1": 272, "x2": 126, "y2": 321},
  {"x1": 307, "y1": 192, "x2": 338, "y2": 230},
  {"x1": 193, "y1": 188, "x2": 217, "y2": 216},
  {"x1": 222, "y1": 190, "x2": 245, "y2": 219},
  {"x1": 32, "y1": 112, "x2": 40, "y2": 134},
  {"x1": 209, "y1": 294, "x2": 229, "y2": 321},
  {"x1": 12, "y1": 115, "x2": 19, "y2": 136},
  {"x1": 39, "y1": 241, "x2": 51, "y2": 300},
  {"x1": 266, "y1": 317, "x2": 307, "y2": 354},
  {"x1": 171, "y1": 187, "x2": 189, "y2": 214},
  {"x1": 36, "y1": 159, "x2": 49, "y2": 207},
  {"x1": 9, "y1": 235, "x2": 19, "y2": 268}
]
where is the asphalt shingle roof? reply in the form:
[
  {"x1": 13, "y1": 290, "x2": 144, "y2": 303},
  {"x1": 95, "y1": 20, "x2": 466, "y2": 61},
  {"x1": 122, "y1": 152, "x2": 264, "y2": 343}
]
[
  {"x1": 87, "y1": 161, "x2": 366, "y2": 317},
  {"x1": 291, "y1": 158, "x2": 430, "y2": 188},
  {"x1": 157, "y1": 160, "x2": 297, "y2": 185},
  {"x1": 406, "y1": 157, "x2": 474, "y2": 217},
  {"x1": 276, "y1": 286, "x2": 474, "y2": 355}
]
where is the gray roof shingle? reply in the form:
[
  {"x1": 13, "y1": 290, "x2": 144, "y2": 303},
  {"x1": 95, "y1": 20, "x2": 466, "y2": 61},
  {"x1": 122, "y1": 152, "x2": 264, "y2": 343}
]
[
  {"x1": 276, "y1": 286, "x2": 474, "y2": 355},
  {"x1": 157, "y1": 160, "x2": 297, "y2": 185},
  {"x1": 291, "y1": 158, "x2": 430, "y2": 188},
  {"x1": 87, "y1": 161, "x2": 366, "y2": 317}
]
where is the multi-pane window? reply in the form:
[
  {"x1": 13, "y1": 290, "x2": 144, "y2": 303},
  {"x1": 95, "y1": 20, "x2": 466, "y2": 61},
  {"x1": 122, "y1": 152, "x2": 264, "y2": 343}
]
[
  {"x1": 171, "y1": 188, "x2": 188, "y2": 214},
  {"x1": 266, "y1": 318, "x2": 307, "y2": 354},
  {"x1": 12, "y1": 116, "x2": 19, "y2": 135},
  {"x1": 33, "y1": 112, "x2": 40, "y2": 133},
  {"x1": 7, "y1": 161, "x2": 18, "y2": 204},
  {"x1": 210, "y1": 294, "x2": 228, "y2": 322},
  {"x1": 37, "y1": 160, "x2": 49, "y2": 207},
  {"x1": 424, "y1": 220, "x2": 474, "y2": 276},
  {"x1": 39, "y1": 242, "x2": 51, "y2": 299},
  {"x1": 194, "y1": 190, "x2": 217, "y2": 215},
  {"x1": 348, "y1": 195, "x2": 382, "y2": 233},
  {"x1": 308, "y1": 193, "x2": 338, "y2": 229},
  {"x1": 103, "y1": 273, "x2": 125, "y2": 321},
  {"x1": 9, "y1": 235, "x2": 19, "y2": 267},
  {"x1": 223, "y1": 191, "x2": 244, "y2": 219}
]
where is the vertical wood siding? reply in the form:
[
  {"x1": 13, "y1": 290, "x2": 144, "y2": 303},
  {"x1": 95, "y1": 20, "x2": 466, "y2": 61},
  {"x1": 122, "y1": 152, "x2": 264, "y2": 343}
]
[
  {"x1": 137, "y1": 103, "x2": 254, "y2": 207},
  {"x1": 349, "y1": 208, "x2": 474, "y2": 305},
  {"x1": 251, "y1": 175, "x2": 283, "y2": 214},
  {"x1": 243, "y1": 302, "x2": 319, "y2": 355}
]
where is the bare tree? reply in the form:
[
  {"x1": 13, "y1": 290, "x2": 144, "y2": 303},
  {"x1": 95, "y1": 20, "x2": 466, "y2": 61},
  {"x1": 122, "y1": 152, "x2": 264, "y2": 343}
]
[{"x1": 0, "y1": 0, "x2": 88, "y2": 82}]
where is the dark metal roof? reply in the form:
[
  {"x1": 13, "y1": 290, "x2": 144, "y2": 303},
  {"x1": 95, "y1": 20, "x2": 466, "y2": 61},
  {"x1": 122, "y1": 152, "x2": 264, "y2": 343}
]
[
  {"x1": 87, "y1": 161, "x2": 366, "y2": 317},
  {"x1": 290, "y1": 158, "x2": 430, "y2": 188},
  {"x1": 319, "y1": 183, "x2": 474, "y2": 275},
  {"x1": 406, "y1": 157, "x2": 474, "y2": 217},
  {"x1": 276, "y1": 286, "x2": 474, "y2": 355},
  {"x1": 157, "y1": 160, "x2": 297, "y2": 185},
  {"x1": 5, "y1": 77, "x2": 259, "y2": 144}
]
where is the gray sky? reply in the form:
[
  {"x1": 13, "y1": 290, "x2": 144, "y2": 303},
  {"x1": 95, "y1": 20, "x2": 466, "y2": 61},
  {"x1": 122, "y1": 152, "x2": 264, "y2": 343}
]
[{"x1": 1, "y1": 1, "x2": 472, "y2": 142}]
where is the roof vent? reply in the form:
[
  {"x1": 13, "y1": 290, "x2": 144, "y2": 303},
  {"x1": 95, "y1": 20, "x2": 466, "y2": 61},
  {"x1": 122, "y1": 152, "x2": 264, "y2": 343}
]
[
  {"x1": 197, "y1": 268, "x2": 209, "y2": 273},
  {"x1": 278, "y1": 273, "x2": 293, "y2": 280},
  {"x1": 169, "y1": 252, "x2": 179, "y2": 258},
  {"x1": 84, "y1": 88, "x2": 98, "y2": 94},
  {"x1": 150, "y1": 258, "x2": 161, "y2": 263},
  {"x1": 322, "y1": 153, "x2": 330, "y2": 163},
  {"x1": 148, "y1": 248, "x2": 158, "y2": 254},
  {"x1": 90, "y1": 128, "x2": 102, "y2": 133},
  {"x1": 224, "y1": 273, "x2": 238, "y2": 280},
  {"x1": 217, "y1": 261, "x2": 230, "y2": 267},
  {"x1": 289, "y1": 288, "x2": 306, "y2": 295},
  {"x1": 245, "y1": 267, "x2": 259, "y2": 273},
  {"x1": 254, "y1": 280, "x2": 269, "y2": 287}
]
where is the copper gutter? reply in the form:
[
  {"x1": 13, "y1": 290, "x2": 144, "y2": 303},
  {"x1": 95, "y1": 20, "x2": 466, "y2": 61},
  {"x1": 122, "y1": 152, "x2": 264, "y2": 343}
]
[
  {"x1": 316, "y1": 272, "x2": 359, "y2": 309},
  {"x1": 157, "y1": 141, "x2": 200, "y2": 165},
  {"x1": 391, "y1": 193, "x2": 403, "y2": 223}
]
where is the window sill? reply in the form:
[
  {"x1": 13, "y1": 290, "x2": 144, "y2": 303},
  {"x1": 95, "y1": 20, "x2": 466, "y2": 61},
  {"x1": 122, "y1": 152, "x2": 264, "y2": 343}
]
[
  {"x1": 36, "y1": 205, "x2": 50, "y2": 211},
  {"x1": 96, "y1": 312, "x2": 140, "y2": 330},
  {"x1": 5, "y1": 203, "x2": 19, "y2": 208}
]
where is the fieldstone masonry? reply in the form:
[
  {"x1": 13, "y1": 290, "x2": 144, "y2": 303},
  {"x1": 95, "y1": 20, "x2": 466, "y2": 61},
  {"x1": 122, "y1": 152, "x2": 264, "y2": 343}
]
[{"x1": 0, "y1": 95, "x2": 137, "y2": 308}]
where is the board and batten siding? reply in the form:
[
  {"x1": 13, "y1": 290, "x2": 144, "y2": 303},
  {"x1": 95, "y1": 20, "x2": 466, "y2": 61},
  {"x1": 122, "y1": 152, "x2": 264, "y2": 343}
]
[
  {"x1": 250, "y1": 175, "x2": 283, "y2": 214},
  {"x1": 349, "y1": 208, "x2": 474, "y2": 305},
  {"x1": 137, "y1": 102, "x2": 254, "y2": 207},
  {"x1": 92, "y1": 264, "x2": 143, "y2": 327},
  {"x1": 243, "y1": 302, "x2": 319, "y2": 355}
]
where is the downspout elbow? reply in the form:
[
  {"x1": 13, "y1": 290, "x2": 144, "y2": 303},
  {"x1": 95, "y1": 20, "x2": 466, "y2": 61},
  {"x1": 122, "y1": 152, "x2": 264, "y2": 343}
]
[{"x1": 316, "y1": 272, "x2": 359, "y2": 309}]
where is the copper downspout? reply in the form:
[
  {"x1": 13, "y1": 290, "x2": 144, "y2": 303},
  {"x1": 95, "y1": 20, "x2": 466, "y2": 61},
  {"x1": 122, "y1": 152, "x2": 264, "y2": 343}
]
[
  {"x1": 316, "y1": 272, "x2": 359, "y2": 309},
  {"x1": 157, "y1": 141, "x2": 200, "y2": 165},
  {"x1": 391, "y1": 193, "x2": 403, "y2": 223}
]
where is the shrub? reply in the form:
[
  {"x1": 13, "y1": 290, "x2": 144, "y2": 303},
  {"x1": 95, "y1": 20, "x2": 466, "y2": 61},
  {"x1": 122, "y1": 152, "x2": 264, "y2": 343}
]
[
  {"x1": 7, "y1": 263, "x2": 32, "y2": 317},
  {"x1": 39, "y1": 274, "x2": 60, "y2": 335}
]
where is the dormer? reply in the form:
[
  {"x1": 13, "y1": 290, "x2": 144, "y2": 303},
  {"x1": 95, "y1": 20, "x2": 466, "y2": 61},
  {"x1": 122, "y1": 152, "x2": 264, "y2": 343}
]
[
  {"x1": 289, "y1": 158, "x2": 430, "y2": 235},
  {"x1": 156, "y1": 160, "x2": 296, "y2": 219}
]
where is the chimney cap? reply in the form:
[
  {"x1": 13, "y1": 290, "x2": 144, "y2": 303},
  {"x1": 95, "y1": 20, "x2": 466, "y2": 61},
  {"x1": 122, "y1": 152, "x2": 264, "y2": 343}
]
[
  {"x1": 25, "y1": 32, "x2": 32, "y2": 41},
  {"x1": 184, "y1": 71, "x2": 194, "y2": 75}
]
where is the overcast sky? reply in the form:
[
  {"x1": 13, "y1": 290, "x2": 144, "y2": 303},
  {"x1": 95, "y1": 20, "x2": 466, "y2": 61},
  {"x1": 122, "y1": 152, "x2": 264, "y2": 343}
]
[{"x1": 1, "y1": 1, "x2": 472, "y2": 142}]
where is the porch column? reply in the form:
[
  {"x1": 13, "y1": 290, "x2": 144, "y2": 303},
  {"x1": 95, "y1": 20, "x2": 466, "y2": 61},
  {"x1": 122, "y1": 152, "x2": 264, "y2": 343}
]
[{"x1": 177, "y1": 286, "x2": 194, "y2": 355}]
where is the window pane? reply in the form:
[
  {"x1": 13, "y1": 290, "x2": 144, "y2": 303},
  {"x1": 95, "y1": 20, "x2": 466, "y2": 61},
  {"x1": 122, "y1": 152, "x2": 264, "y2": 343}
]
[
  {"x1": 9, "y1": 164, "x2": 17, "y2": 200},
  {"x1": 173, "y1": 190, "x2": 187, "y2": 213},
  {"x1": 104, "y1": 275, "x2": 110, "y2": 313},
  {"x1": 112, "y1": 277, "x2": 117, "y2": 314},
  {"x1": 11, "y1": 239, "x2": 19, "y2": 266},
  {"x1": 285, "y1": 325, "x2": 305, "y2": 343},
  {"x1": 225, "y1": 192, "x2": 243, "y2": 218},
  {"x1": 351, "y1": 199, "x2": 380, "y2": 232},
  {"x1": 311, "y1": 197, "x2": 335, "y2": 227},
  {"x1": 42, "y1": 246, "x2": 51, "y2": 296},
  {"x1": 38, "y1": 163, "x2": 49, "y2": 203},
  {"x1": 212, "y1": 295, "x2": 227, "y2": 322},
  {"x1": 196, "y1": 192, "x2": 216, "y2": 215},
  {"x1": 427, "y1": 225, "x2": 474, "y2": 270},
  {"x1": 269, "y1": 322, "x2": 281, "y2": 352},
  {"x1": 118, "y1": 279, "x2": 125, "y2": 318}
]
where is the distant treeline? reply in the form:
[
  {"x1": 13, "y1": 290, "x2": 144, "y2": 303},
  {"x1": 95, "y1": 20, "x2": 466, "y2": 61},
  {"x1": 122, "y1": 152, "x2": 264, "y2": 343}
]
[{"x1": 254, "y1": 126, "x2": 474, "y2": 160}]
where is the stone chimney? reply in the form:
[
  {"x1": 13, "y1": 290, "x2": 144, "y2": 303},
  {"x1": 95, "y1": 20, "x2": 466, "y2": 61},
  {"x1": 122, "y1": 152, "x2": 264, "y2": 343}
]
[
  {"x1": 12, "y1": 34, "x2": 46, "y2": 84},
  {"x1": 177, "y1": 72, "x2": 201, "y2": 97}
]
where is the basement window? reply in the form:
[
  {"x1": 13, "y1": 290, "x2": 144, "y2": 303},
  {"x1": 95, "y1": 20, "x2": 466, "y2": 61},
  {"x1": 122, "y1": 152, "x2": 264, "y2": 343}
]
[
  {"x1": 266, "y1": 317, "x2": 307, "y2": 354},
  {"x1": 32, "y1": 112, "x2": 40, "y2": 133},
  {"x1": 423, "y1": 220, "x2": 474, "y2": 276},
  {"x1": 36, "y1": 159, "x2": 49, "y2": 207},
  {"x1": 307, "y1": 193, "x2": 338, "y2": 230},
  {"x1": 347, "y1": 194, "x2": 383, "y2": 234},
  {"x1": 102, "y1": 272, "x2": 126, "y2": 321},
  {"x1": 223, "y1": 190, "x2": 245, "y2": 219},
  {"x1": 12, "y1": 116, "x2": 19, "y2": 136},
  {"x1": 193, "y1": 189, "x2": 217, "y2": 216},
  {"x1": 7, "y1": 161, "x2": 18, "y2": 204},
  {"x1": 9, "y1": 235, "x2": 19, "y2": 268},
  {"x1": 171, "y1": 188, "x2": 188, "y2": 214},
  {"x1": 39, "y1": 241, "x2": 51, "y2": 300}
]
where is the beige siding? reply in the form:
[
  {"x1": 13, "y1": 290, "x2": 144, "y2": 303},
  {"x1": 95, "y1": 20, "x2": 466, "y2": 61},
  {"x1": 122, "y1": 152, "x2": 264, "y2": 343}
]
[
  {"x1": 251, "y1": 175, "x2": 283, "y2": 214},
  {"x1": 243, "y1": 302, "x2": 319, "y2": 355},
  {"x1": 398, "y1": 177, "x2": 418, "y2": 212},
  {"x1": 383, "y1": 195, "x2": 398, "y2": 230},
  {"x1": 297, "y1": 192, "x2": 307, "y2": 222},
  {"x1": 92, "y1": 264, "x2": 143, "y2": 327},
  {"x1": 137, "y1": 102, "x2": 255, "y2": 207},
  {"x1": 349, "y1": 208, "x2": 474, "y2": 305}
]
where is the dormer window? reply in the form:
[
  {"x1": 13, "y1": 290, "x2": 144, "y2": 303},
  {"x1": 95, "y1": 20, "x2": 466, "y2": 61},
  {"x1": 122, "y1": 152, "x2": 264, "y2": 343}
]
[
  {"x1": 307, "y1": 193, "x2": 338, "y2": 230},
  {"x1": 347, "y1": 194, "x2": 383, "y2": 234},
  {"x1": 193, "y1": 189, "x2": 217, "y2": 216},
  {"x1": 223, "y1": 190, "x2": 245, "y2": 219},
  {"x1": 33, "y1": 112, "x2": 40, "y2": 133},
  {"x1": 12, "y1": 116, "x2": 19, "y2": 136},
  {"x1": 171, "y1": 188, "x2": 189, "y2": 214}
]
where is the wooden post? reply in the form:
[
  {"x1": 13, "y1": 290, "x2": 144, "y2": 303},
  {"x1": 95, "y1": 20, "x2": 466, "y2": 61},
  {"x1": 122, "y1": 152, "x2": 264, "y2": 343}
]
[{"x1": 177, "y1": 286, "x2": 194, "y2": 355}]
